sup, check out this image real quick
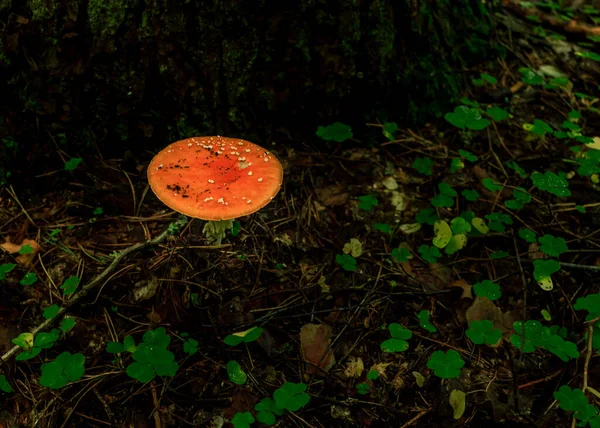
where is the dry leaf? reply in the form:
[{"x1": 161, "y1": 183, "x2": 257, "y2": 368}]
[
  {"x1": 300, "y1": 323, "x2": 335, "y2": 374},
  {"x1": 0, "y1": 238, "x2": 40, "y2": 266},
  {"x1": 316, "y1": 185, "x2": 349, "y2": 207},
  {"x1": 370, "y1": 362, "x2": 392, "y2": 379},
  {"x1": 344, "y1": 357, "x2": 364, "y2": 378},
  {"x1": 448, "y1": 279, "x2": 472, "y2": 300},
  {"x1": 466, "y1": 297, "x2": 504, "y2": 342}
]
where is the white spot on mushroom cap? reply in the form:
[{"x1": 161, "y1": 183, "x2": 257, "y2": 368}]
[
  {"x1": 208, "y1": 179, "x2": 215, "y2": 183},
  {"x1": 248, "y1": 171, "x2": 253, "y2": 176},
  {"x1": 258, "y1": 178, "x2": 263, "y2": 182},
  {"x1": 217, "y1": 198, "x2": 225, "y2": 204}
]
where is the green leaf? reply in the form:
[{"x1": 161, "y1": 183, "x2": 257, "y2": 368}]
[
  {"x1": 482, "y1": 178, "x2": 502, "y2": 192},
  {"x1": 413, "y1": 157, "x2": 434, "y2": 176},
  {"x1": 391, "y1": 247, "x2": 411, "y2": 263},
  {"x1": 123, "y1": 335, "x2": 136, "y2": 352},
  {"x1": 0, "y1": 374, "x2": 12, "y2": 393},
  {"x1": 15, "y1": 347, "x2": 41, "y2": 361},
  {"x1": 383, "y1": 122, "x2": 398, "y2": 141},
  {"x1": 533, "y1": 259, "x2": 561, "y2": 291},
  {"x1": 60, "y1": 276, "x2": 80, "y2": 295},
  {"x1": 367, "y1": 369, "x2": 379, "y2": 380},
  {"x1": 336, "y1": 254, "x2": 357, "y2": 271},
  {"x1": 490, "y1": 250, "x2": 508, "y2": 259},
  {"x1": 227, "y1": 360, "x2": 247, "y2": 385},
  {"x1": 416, "y1": 208, "x2": 438, "y2": 225},
  {"x1": 510, "y1": 320, "x2": 541, "y2": 353},
  {"x1": 106, "y1": 342, "x2": 125, "y2": 354},
  {"x1": 273, "y1": 382, "x2": 311, "y2": 412},
  {"x1": 126, "y1": 361, "x2": 155, "y2": 383},
  {"x1": 473, "y1": 280, "x2": 501, "y2": 300},
  {"x1": 356, "y1": 382, "x2": 371, "y2": 395},
  {"x1": 531, "y1": 171, "x2": 571, "y2": 197},
  {"x1": 224, "y1": 327, "x2": 264, "y2": 346},
  {"x1": 255, "y1": 398, "x2": 279, "y2": 425},
  {"x1": 20, "y1": 272, "x2": 38, "y2": 286},
  {"x1": 554, "y1": 385, "x2": 590, "y2": 413},
  {"x1": 519, "y1": 67, "x2": 544, "y2": 85},
  {"x1": 316, "y1": 122, "x2": 352, "y2": 142},
  {"x1": 449, "y1": 158, "x2": 464, "y2": 173},
  {"x1": 445, "y1": 235, "x2": 467, "y2": 255},
  {"x1": 183, "y1": 338, "x2": 198, "y2": 356},
  {"x1": 43, "y1": 304, "x2": 61, "y2": 320},
  {"x1": 373, "y1": 223, "x2": 392, "y2": 234},
  {"x1": 471, "y1": 217, "x2": 489, "y2": 234},
  {"x1": 59, "y1": 317, "x2": 76, "y2": 332},
  {"x1": 18, "y1": 244, "x2": 34, "y2": 254},
  {"x1": 486, "y1": 106, "x2": 509, "y2": 121},
  {"x1": 40, "y1": 352, "x2": 85, "y2": 389},
  {"x1": 506, "y1": 160, "x2": 528, "y2": 178},
  {"x1": 426, "y1": 350, "x2": 465, "y2": 379},
  {"x1": 538, "y1": 234, "x2": 568, "y2": 257},
  {"x1": 417, "y1": 310, "x2": 437, "y2": 333},
  {"x1": 64, "y1": 157, "x2": 83, "y2": 171},
  {"x1": 450, "y1": 218, "x2": 471, "y2": 235},
  {"x1": 466, "y1": 320, "x2": 502, "y2": 345},
  {"x1": 389, "y1": 323, "x2": 412, "y2": 339},
  {"x1": 433, "y1": 221, "x2": 452, "y2": 249},
  {"x1": 231, "y1": 412, "x2": 255, "y2": 428},
  {"x1": 574, "y1": 294, "x2": 600, "y2": 321},
  {"x1": 380, "y1": 338, "x2": 410, "y2": 353},
  {"x1": 526, "y1": 119, "x2": 553, "y2": 136},
  {"x1": 461, "y1": 189, "x2": 480, "y2": 201},
  {"x1": 458, "y1": 149, "x2": 478, "y2": 162},
  {"x1": 431, "y1": 194, "x2": 454, "y2": 208},
  {"x1": 0, "y1": 263, "x2": 16, "y2": 280},
  {"x1": 418, "y1": 245, "x2": 442, "y2": 264},
  {"x1": 358, "y1": 195, "x2": 378, "y2": 211},
  {"x1": 518, "y1": 228, "x2": 537, "y2": 243},
  {"x1": 444, "y1": 106, "x2": 490, "y2": 130}
]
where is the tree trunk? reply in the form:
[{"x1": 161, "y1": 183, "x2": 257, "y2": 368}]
[{"x1": 0, "y1": 0, "x2": 496, "y2": 183}]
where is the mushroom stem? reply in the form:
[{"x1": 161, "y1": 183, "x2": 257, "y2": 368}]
[{"x1": 202, "y1": 219, "x2": 234, "y2": 245}]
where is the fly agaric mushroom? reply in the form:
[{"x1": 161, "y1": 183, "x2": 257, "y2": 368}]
[{"x1": 147, "y1": 136, "x2": 283, "y2": 244}]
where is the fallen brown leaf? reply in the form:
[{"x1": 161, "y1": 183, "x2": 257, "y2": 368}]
[
  {"x1": 0, "y1": 238, "x2": 40, "y2": 266},
  {"x1": 300, "y1": 323, "x2": 336, "y2": 374}
]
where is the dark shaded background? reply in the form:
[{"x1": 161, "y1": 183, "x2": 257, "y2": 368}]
[{"x1": 0, "y1": 0, "x2": 497, "y2": 186}]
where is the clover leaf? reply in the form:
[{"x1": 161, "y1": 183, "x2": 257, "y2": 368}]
[
  {"x1": 533, "y1": 259, "x2": 560, "y2": 291},
  {"x1": 473, "y1": 280, "x2": 501, "y2": 300},
  {"x1": 485, "y1": 212, "x2": 513, "y2": 232},
  {"x1": 20, "y1": 272, "x2": 38, "y2": 286},
  {"x1": 273, "y1": 382, "x2": 311, "y2": 412},
  {"x1": 413, "y1": 156, "x2": 434, "y2": 176},
  {"x1": 0, "y1": 263, "x2": 16, "y2": 280},
  {"x1": 40, "y1": 352, "x2": 85, "y2": 389},
  {"x1": 482, "y1": 178, "x2": 502, "y2": 192},
  {"x1": 554, "y1": 385, "x2": 600, "y2": 424},
  {"x1": 531, "y1": 171, "x2": 571, "y2": 197},
  {"x1": 426, "y1": 350, "x2": 465, "y2": 379},
  {"x1": 518, "y1": 228, "x2": 537, "y2": 243},
  {"x1": 381, "y1": 323, "x2": 412, "y2": 353},
  {"x1": 574, "y1": 294, "x2": 600, "y2": 321},
  {"x1": 0, "y1": 375, "x2": 12, "y2": 393},
  {"x1": 391, "y1": 247, "x2": 411, "y2": 263},
  {"x1": 510, "y1": 320, "x2": 540, "y2": 353},
  {"x1": 461, "y1": 189, "x2": 480, "y2": 201},
  {"x1": 444, "y1": 106, "x2": 490, "y2": 130},
  {"x1": 466, "y1": 320, "x2": 502, "y2": 346},
  {"x1": 224, "y1": 326, "x2": 263, "y2": 346},
  {"x1": 227, "y1": 360, "x2": 247, "y2": 385},
  {"x1": 358, "y1": 195, "x2": 378, "y2": 211},
  {"x1": 415, "y1": 208, "x2": 438, "y2": 225},
  {"x1": 61, "y1": 276, "x2": 80, "y2": 295},
  {"x1": 336, "y1": 254, "x2": 357, "y2": 271},
  {"x1": 486, "y1": 106, "x2": 509, "y2": 121},
  {"x1": 417, "y1": 310, "x2": 437, "y2": 333},
  {"x1": 255, "y1": 397, "x2": 284, "y2": 426},
  {"x1": 232, "y1": 411, "x2": 255, "y2": 428},
  {"x1": 316, "y1": 122, "x2": 352, "y2": 142},
  {"x1": 519, "y1": 67, "x2": 544, "y2": 85},
  {"x1": 538, "y1": 234, "x2": 568, "y2": 257},
  {"x1": 419, "y1": 245, "x2": 442, "y2": 264}
]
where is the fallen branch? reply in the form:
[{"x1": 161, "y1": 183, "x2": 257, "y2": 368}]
[{"x1": 0, "y1": 215, "x2": 189, "y2": 365}]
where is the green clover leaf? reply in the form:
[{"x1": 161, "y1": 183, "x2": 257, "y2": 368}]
[
  {"x1": 486, "y1": 106, "x2": 509, "y2": 121},
  {"x1": 224, "y1": 327, "x2": 263, "y2": 346},
  {"x1": 358, "y1": 195, "x2": 378, "y2": 211},
  {"x1": 418, "y1": 245, "x2": 442, "y2": 264},
  {"x1": 538, "y1": 234, "x2": 568, "y2": 257},
  {"x1": 231, "y1": 411, "x2": 255, "y2": 428},
  {"x1": 336, "y1": 254, "x2": 357, "y2": 271},
  {"x1": 316, "y1": 122, "x2": 352, "y2": 142},
  {"x1": 531, "y1": 171, "x2": 571, "y2": 197},
  {"x1": 518, "y1": 228, "x2": 537, "y2": 243},
  {"x1": 533, "y1": 259, "x2": 560, "y2": 291},
  {"x1": 466, "y1": 320, "x2": 502, "y2": 345},
  {"x1": 0, "y1": 263, "x2": 16, "y2": 280},
  {"x1": 381, "y1": 323, "x2": 412, "y2": 353},
  {"x1": 444, "y1": 106, "x2": 490, "y2": 130},
  {"x1": 417, "y1": 310, "x2": 437, "y2": 333},
  {"x1": 391, "y1": 247, "x2": 411, "y2": 263},
  {"x1": 413, "y1": 156, "x2": 434, "y2": 176},
  {"x1": 273, "y1": 382, "x2": 311, "y2": 412},
  {"x1": 473, "y1": 280, "x2": 501, "y2": 300},
  {"x1": 227, "y1": 360, "x2": 247, "y2": 385},
  {"x1": 426, "y1": 350, "x2": 465, "y2": 379}
]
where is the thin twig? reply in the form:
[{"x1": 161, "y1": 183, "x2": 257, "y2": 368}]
[
  {"x1": 583, "y1": 324, "x2": 594, "y2": 393},
  {"x1": 0, "y1": 216, "x2": 189, "y2": 365}
]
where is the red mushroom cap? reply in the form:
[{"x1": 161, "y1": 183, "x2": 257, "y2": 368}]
[{"x1": 147, "y1": 136, "x2": 283, "y2": 221}]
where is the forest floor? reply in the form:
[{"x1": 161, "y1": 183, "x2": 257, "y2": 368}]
[{"x1": 1, "y1": 2, "x2": 600, "y2": 428}]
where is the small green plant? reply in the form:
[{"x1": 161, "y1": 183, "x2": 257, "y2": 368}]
[
  {"x1": 231, "y1": 411, "x2": 255, "y2": 428},
  {"x1": 505, "y1": 187, "x2": 531, "y2": 210},
  {"x1": 432, "y1": 182, "x2": 457, "y2": 208},
  {"x1": 373, "y1": 223, "x2": 392, "y2": 234},
  {"x1": 358, "y1": 195, "x2": 378, "y2": 211},
  {"x1": 466, "y1": 320, "x2": 502, "y2": 346},
  {"x1": 0, "y1": 263, "x2": 16, "y2": 280},
  {"x1": 461, "y1": 189, "x2": 480, "y2": 202},
  {"x1": 473, "y1": 280, "x2": 501, "y2": 300},
  {"x1": 426, "y1": 350, "x2": 465, "y2": 379},
  {"x1": 444, "y1": 106, "x2": 490, "y2": 130},
  {"x1": 254, "y1": 382, "x2": 311, "y2": 425},
  {"x1": 538, "y1": 234, "x2": 568, "y2": 257},
  {"x1": 413, "y1": 156, "x2": 434, "y2": 176},
  {"x1": 518, "y1": 228, "x2": 537, "y2": 243},
  {"x1": 472, "y1": 73, "x2": 497, "y2": 86},
  {"x1": 417, "y1": 310, "x2": 437, "y2": 333},
  {"x1": 61, "y1": 276, "x2": 80, "y2": 295},
  {"x1": 531, "y1": 171, "x2": 571, "y2": 197},
  {"x1": 64, "y1": 157, "x2": 83, "y2": 171},
  {"x1": 481, "y1": 178, "x2": 502, "y2": 192},
  {"x1": 336, "y1": 254, "x2": 357, "y2": 271},
  {"x1": 182, "y1": 337, "x2": 198, "y2": 356},
  {"x1": 43, "y1": 304, "x2": 60, "y2": 319},
  {"x1": 554, "y1": 385, "x2": 600, "y2": 426},
  {"x1": 227, "y1": 360, "x2": 247, "y2": 385},
  {"x1": 485, "y1": 212, "x2": 513, "y2": 232},
  {"x1": 316, "y1": 122, "x2": 352, "y2": 142},
  {"x1": 0, "y1": 375, "x2": 13, "y2": 393},
  {"x1": 418, "y1": 245, "x2": 442, "y2": 264},
  {"x1": 381, "y1": 323, "x2": 412, "y2": 353},
  {"x1": 12, "y1": 329, "x2": 62, "y2": 361},
  {"x1": 20, "y1": 272, "x2": 38, "y2": 286},
  {"x1": 416, "y1": 208, "x2": 438, "y2": 225},
  {"x1": 356, "y1": 382, "x2": 371, "y2": 395},
  {"x1": 391, "y1": 247, "x2": 411, "y2": 262},
  {"x1": 224, "y1": 327, "x2": 263, "y2": 346},
  {"x1": 486, "y1": 106, "x2": 509, "y2": 121},
  {"x1": 432, "y1": 219, "x2": 468, "y2": 255},
  {"x1": 382, "y1": 122, "x2": 398, "y2": 141},
  {"x1": 519, "y1": 67, "x2": 544, "y2": 85},
  {"x1": 107, "y1": 327, "x2": 178, "y2": 383},
  {"x1": 511, "y1": 320, "x2": 579, "y2": 361},
  {"x1": 39, "y1": 352, "x2": 85, "y2": 389},
  {"x1": 574, "y1": 293, "x2": 600, "y2": 320},
  {"x1": 533, "y1": 259, "x2": 561, "y2": 291}
]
